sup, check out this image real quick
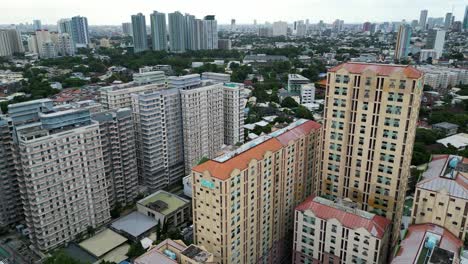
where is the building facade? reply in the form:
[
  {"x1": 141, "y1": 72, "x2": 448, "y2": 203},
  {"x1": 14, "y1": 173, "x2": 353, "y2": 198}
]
[
  {"x1": 168, "y1": 12, "x2": 186, "y2": 52},
  {"x1": 319, "y1": 63, "x2": 423, "y2": 245},
  {"x1": 0, "y1": 29, "x2": 24, "y2": 57},
  {"x1": 99, "y1": 82, "x2": 165, "y2": 110},
  {"x1": 191, "y1": 119, "x2": 321, "y2": 264},
  {"x1": 292, "y1": 196, "x2": 391, "y2": 264},
  {"x1": 131, "y1": 13, "x2": 149, "y2": 53},
  {"x1": 395, "y1": 24, "x2": 412, "y2": 60},
  {"x1": 70, "y1": 16, "x2": 90, "y2": 47},
  {"x1": 222, "y1": 83, "x2": 244, "y2": 146},
  {"x1": 92, "y1": 109, "x2": 139, "y2": 207},
  {"x1": 150, "y1": 11, "x2": 167, "y2": 51}
]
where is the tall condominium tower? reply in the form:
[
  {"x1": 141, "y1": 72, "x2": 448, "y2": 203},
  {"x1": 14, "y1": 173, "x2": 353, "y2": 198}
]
[
  {"x1": 122, "y1": 22, "x2": 133, "y2": 36},
  {"x1": 272, "y1": 21, "x2": 288, "y2": 36},
  {"x1": 57, "y1": 19, "x2": 72, "y2": 34},
  {"x1": 419, "y1": 9, "x2": 428, "y2": 30},
  {"x1": 0, "y1": 29, "x2": 24, "y2": 57},
  {"x1": 180, "y1": 82, "x2": 224, "y2": 172},
  {"x1": 131, "y1": 89, "x2": 185, "y2": 191},
  {"x1": 185, "y1": 14, "x2": 196, "y2": 50},
  {"x1": 92, "y1": 109, "x2": 139, "y2": 207},
  {"x1": 222, "y1": 83, "x2": 244, "y2": 146},
  {"x1": 11, "y1": 100, "x2": 110, "y2": 251},
  {"x1": 444, "y1": 12, "x2": 453, "y2": 30},
  {"x1": 191, "y1": 119, "x2": 321, "y2": 264},
  {"x1": 394, "y1": 24, "x2": 412, "y2": 60},
  {"x1": 99, "y1": 81, "x2": 166, "y2": 110},
  {"x1": 464, "y1": 6, "x2": 468, "y2": 31},
  {"x1": 33, "y1": 19, "x2": 42, "y2": 31},
  {"x1": 168, "y1": 11, "x2": 186, "y2": 52},
  {"x1": 70, "y1": 16, "x2": 90, "y2": 47},
  {"x1": 150, "y1": 11, "x2": 167, "y2": 51},
  {"x1": 0, "y1": 116, "x2": 22, "y2": 227},
  {"x1": 203, "y1": 15, "x2": 218, "y2": 50},
  {"x1": 319, "y1": 63, "x2": 423, "y2": 245},
  {"x1": 426, "y1": 29, "x2": 446, "y2": 59},
  {"x1": 131, "y1": 13, "x2": 149, "y2": 53}
]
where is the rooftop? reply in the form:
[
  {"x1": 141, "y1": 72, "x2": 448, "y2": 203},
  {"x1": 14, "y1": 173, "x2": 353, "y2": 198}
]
[
  {"x1": 329, "y1": 62, "x2": 423, "y2": 79},
  {"x1": 436, "y1": 133, "x2": 468, "y2": 149},
  {"x1": 296, "y1": 196, "x2": 391, "y2": 239},
  {"x1": 110, "y1": 211, "x2": 158, "y2": 238},
  {"x1": 433, "y1": 122, "x2": 459, "y2": 129},
  {"x1": 392, "y1": 224, "x2": 462, "y2": 264},
  {"x1": 78, "y1": 229, "x2": 128, "y2": 258},
  {"x1": 418, "y1": 155, "x2": 468, "y2": 200},
  {"x1": 138, "y1": 190, "x2": 190, "y2": 216},
  {"x1": 134, "y1": 239, "x2": 186, "y2": 264},
  {"x1": 193, "y1": 119, "x2": 321, "y2": 180},
  {"x1": 180, "y1": 244, "x2": 213, "y2": 262}
]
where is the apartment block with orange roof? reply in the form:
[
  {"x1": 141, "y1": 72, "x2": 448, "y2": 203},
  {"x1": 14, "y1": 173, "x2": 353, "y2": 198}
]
[
  {"x1": 191, "y1": 119, "x2": 321, "y2": 264},
  {"x1": 319, "y1": 62, "x2": 424, "y2": 245}
]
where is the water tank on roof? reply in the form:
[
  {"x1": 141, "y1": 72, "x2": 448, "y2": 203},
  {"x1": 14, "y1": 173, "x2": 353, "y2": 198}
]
[
  {"x1": 449, "y1": 157, "x2": 460, "y2": 169},
  {"x1": 164, "y1": 249, "x2": 177, "y2": 260},
  {"x1": 425, "y1": 235, "x2": 438, "y2": 249}
]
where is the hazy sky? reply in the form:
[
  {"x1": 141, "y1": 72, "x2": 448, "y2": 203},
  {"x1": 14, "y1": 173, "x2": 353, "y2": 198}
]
[{"x1": 2, "y1": 0, "x2": 467, "y2": 25}]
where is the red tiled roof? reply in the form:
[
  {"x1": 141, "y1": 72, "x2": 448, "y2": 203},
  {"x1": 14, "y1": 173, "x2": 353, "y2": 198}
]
[
  {"x1": 192, "y1": 120, "x2": 321, "y2": 180},
  {"x1": 296, "y1": 196, "x2": 391, "y2": 239},
  {"x1": 329, "y1": 62, "x2": 423, "y2": 79},
  {"x1": 392, "y1": 224, "x2": 463, "y2": 264}
]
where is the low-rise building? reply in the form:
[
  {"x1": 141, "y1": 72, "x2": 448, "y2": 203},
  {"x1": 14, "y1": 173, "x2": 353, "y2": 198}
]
[
  {"x1": 77, "y1": 228, "x2": 130, "y2": 264},
  {"x1": 133, "y1": 69, "x2": 166, "y2": 85},
  {"x1": 110, "y1": 211, "x2": 158, "y2": 241},
  {"x1": 137, "y1": 190, "x2": 191, "y2": 229},
  {"x1": 392, "y1": 224, "x2": 463, "y2": 264},
  {"x1": 293, "y1": 196, "x2": 391, "y2": 264},
  {"x1": 436, "y1": 133, "x2": 468, "y2": 150},
  {"x1": 288, "y1": 74, "x2": 310, "y2": 94},
  {"x1": 411, "y1": 155, "x2": 468, "y2": 241},
  {"x1": 432, "y1": 122, "x2": 459, "y2": 136},
  {"x1": 300, "y1": 83, "x2": 315, "y2": 104},
  {"x1": 134, "y1": 239, "x2": 214, "y2": 264}
]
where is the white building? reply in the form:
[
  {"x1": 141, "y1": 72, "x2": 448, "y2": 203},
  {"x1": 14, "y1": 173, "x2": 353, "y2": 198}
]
[
  {"x1": 272, "y1": 21, "x2": 288, "y2": 36},
  {"x1": 133, "y1": 69, "x2": 166, "y2": 85},
  {"x1": 300, "y1": 83, "x2": 315, "y2": 104},
  {"x1": 419, "y1": 49, "x2": 438, "y2": 62},
  {"x1": 99, "y1": 82, "x2": 165, "y2": 109},
  {"x1": 0, "y1": 29, "x2": 24, "y2": 57},
  {"x1": 223, "y1": 83, "x2": 244, "y2": 145},
  {"x1": 418, "y1": 65, "x2": 468, "y2": 90},
  {"x1": 168, "y1": 74, "x2": 201, "y2": 90},
  {"x1": 201, "y1": 72, "x2": 230, "y2": 83}
]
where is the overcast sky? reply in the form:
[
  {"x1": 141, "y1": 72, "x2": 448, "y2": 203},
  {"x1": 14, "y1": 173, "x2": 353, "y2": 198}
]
[{"x1": 2, "y1": 0, "x2": 467, "y2": 25}]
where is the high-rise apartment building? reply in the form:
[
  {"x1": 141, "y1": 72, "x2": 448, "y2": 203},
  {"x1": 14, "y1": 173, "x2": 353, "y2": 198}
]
[
  {"x1": 185, "y1": 14, "x2": 196, "y2": 50},
  {"x1": 168, "y1": 74, "x2": 201, "y2": 90},
  {"x1": 222, "y1": 83, "x2": 244, "y2": 146},
  {"x1": 464, "y1": 6, "x2": 468, "y2": 31},
  {"x1": 133, "y1": 69, "x2": 166, "y2": 85},
  {"x1": 292, "y1": 196, "x2": 391, "y2": 264},
  {"x1": 0, "y1": 116, "x2": 22, "y2": 227},
  {"x1": 92, "y1": 109, "x2": 139, "y2": 207},
  {"x1": 0, "y1": 29, "x2": 24, "y2": 57},
  {"x1": 70, "y1": 16, "x2": 90, "y2": 47},
  {"x1": 191, "y1": 119, "x2": 321, "y2": 264},
  {"x1": 11, "y1": 101, "x2": 110, "y2": 251},
  {"x1": 57, "y1": 19, "x2": 72, "y2": 34},
  {"x1": 168, "y1": 12, "x2": 186, "y2": 52},
  {"x1": 444, "y1": 12, "x2": 453, "y2": 30},
  {"x1": 411, "y1": 155, "x2": 468, "y2": 241},
  {"x1": 99, "y1": 82, "x2": 165, "y2": 110},
  {"x1": 56, "y1": 33, "x2": 75, "y2": 56},
  {"x1": 203, "y1": 16, "x2": 218, "y2": 50},
  {"x1": 131, "y1": 89, "x2": 185, "y2": 191},
  {"x1": 394, "y1": 24, "x2": 412, "y2": 60},
  {"x1": 131, "y1": 13, "x2": 149, "y2": 53},
  {"x1": 426, "y1": 29, "x2": 445, "y2": 59},
  {"x1": 180, "y1": 82, "x2": 224, "y2": 172},
  {"x1": 122, "y1": 22, "x2": 133, "y2": 36},
  {"x1": 319, "y1": 63, "x2": 423, "y2": 245},
  {"x1": 201, "y1": 72, "x2": 230, "y2": 83},
  {"x1": 150, "y1": 11, "x2": 167, "y2": 51},
  {"x1": 272, "y1": 21, "x2": 288, "y2": 36},
  {"x1": 33, "y1": 19, "x2": 42, "y2": 31},
  {"x1": 419, "y1": 10, "x2": 428, "y2": 30}
]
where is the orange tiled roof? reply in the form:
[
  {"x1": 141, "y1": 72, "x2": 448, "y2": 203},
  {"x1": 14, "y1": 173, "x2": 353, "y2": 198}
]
[
  {"x1": 329, "y1": 62, "x2": 423, "y2": 79},
  {"x1": 296, "y1": 196, "x2": 391, "y2": 239},
  {"x1": 192, "y1": 120, "x2": 321, "y2": 180}
]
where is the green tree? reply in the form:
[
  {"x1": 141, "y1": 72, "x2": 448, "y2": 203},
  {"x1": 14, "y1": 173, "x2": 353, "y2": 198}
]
[
  {"x1": 294, "y1": 106, "x2": 314, "y2": 120},
  {"x1": 127, "y1": 242, "x2": 146, "y2": 258},
  {"x1": 44, "y1": 251, "x2": 84, "y2": 264},
  {"x1": 281, "y1": 97, "x2": 299, "y2": 108}
]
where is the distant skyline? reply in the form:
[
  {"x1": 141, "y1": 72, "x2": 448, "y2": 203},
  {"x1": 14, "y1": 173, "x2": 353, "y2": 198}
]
[{"x1": 1, "y1": 0, "x2": 467, "y2": 25}]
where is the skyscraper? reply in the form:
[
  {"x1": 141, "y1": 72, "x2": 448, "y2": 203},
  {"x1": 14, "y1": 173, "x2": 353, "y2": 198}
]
[
  {"x1": 426, "y1": 29, "x2": 446, "y2": 59},
  {"x1": 272, "y1": 21, "x2": 288, "y2": 36},
  {"x1": 231, "y1": 19, "x2": 236, "y2": 31},
  {"x1": 168, "y1": 11, "x2": 186, "y2": 52},
  {"x1": 222, "y1": 83, "x2": 244, "y2": 146},
  {"x1": 10, "y1": 100, "x2": 110, "y2": 251},
  {"x1": 0, "y1": 29, "x2": 24, "y2": 57},
  {"x1": 56, "y1": 33, "x2": 75, "y2": 56},
  {"x1": 319, "y1": 62, "x2": 423, "y2": 245},
  {"x1": 191, "y1": 119, "x2": 321, "y2": 263},
  {"x1": 122, "y1": 22, "x2": 133, "y2": 36},
  {"x1": 131, "y1": 13, "x2": 149, "y2": 53},
  {"x1": 70, "y1": 16, "x2": 90, "y2": 47},
  {"x1": 33, "y1": 19, "x2": 42, "y2": 31},
  {"x1": 150, "y1": 11, "x2": 167, "y2": 51},
  {"x1": 419, "y1": 9, "x2": 428, "y2": 30},
  {"x1": 444, "y1": 12, "x2": 453, "y2": 30},
  {"x1": 463, "y1": 5, "x2": 468, "y2": 31},
  {"x1": 394, "y1": 24, "x2": 412, "y2": 60},
  {"x1": 132, "y1": 89, "x2": 185, "y2": 192},
  {"x1": 185, "y1": 14, "x2": 196, "y2": 50},
  {"x1": 203, "y1": 15, "x2": 218, "y2": 50},
  {"x1": 57, "y1": 18, "x2": 72, "y2": 34}
]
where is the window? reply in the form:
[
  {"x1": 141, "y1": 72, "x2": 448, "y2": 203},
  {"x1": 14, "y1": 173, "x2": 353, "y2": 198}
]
[{"x1": 331, "y1": 225, "x2": 337, "y2": 233}]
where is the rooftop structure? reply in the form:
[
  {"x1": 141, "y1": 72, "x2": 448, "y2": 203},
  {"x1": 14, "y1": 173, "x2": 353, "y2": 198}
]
[
  {"x1": 329, "y1": 62, "x2": 423, "y2": 79},
  {"x1": 180, "y1": 245, "x2": 213, "y2": 263},
  {"x1": 78, "y1": 229, "x2": 129, "y2": 260},
  {"x1": 392, "y1": 224, "x2": 462, "y2": 264},
  {"x1": 138, "y1": 190, "x2": 189, "y2": 216},
  {"x1": 243, "y1": 54, "x2": 288, "y2": 64},
  {"x1": 110, "y1": 211, "x2": 158, "y2": 240},
  {"x1": 436, "y1": 133, "x2": 468, "y2": 150}
]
